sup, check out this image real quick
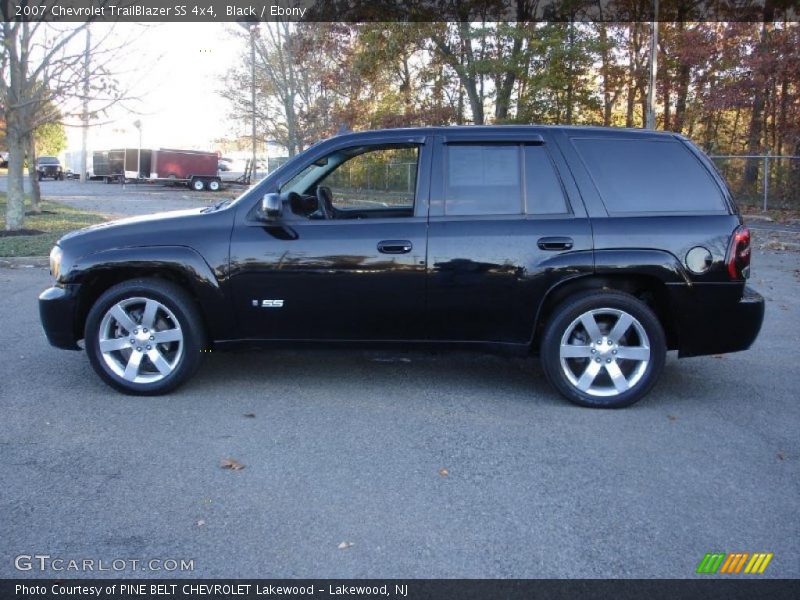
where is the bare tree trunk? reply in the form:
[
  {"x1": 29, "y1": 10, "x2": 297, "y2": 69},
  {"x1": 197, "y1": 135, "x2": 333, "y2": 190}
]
[
  {"x1": 5, "y1": 129, "x2": 26, "y2": 231},
  {"x1": 495, "y1": 18, "x2": 528, "y2": 121},
  {"x1": 27, "y1": 133, "x2": 41, "y2": 213},
  {"x1": 777, "y1": 74, "x2": 788, "y2": 156},
  {"x1": 661, "y1": 59, "x2": 671, "y2": 130},
  {"x1": 626, "y1": 81, "x2": 636, "y2": 127},
  {"x1": 599, "y1": 24, "x2": 613, "y2": 126},
  {"x1": 565, "y1": 22, "x2": 575, "y2": 125},
  {"x1": 744, "y1": 16, "x2": 773, "y2": 186},
  {"x1": 672, "y1": 63, "x2": 690, "y2": 133}
]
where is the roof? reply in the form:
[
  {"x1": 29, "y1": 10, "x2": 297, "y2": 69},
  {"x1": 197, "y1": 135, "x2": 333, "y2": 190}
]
[{"x1": 332, "y1": 124, "x2": 679, "y2": 143}]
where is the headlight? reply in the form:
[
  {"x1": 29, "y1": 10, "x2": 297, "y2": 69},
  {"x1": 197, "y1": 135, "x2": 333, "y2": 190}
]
[{"x1": 49, "y1": 245, "x2": 63, "y2": 279}]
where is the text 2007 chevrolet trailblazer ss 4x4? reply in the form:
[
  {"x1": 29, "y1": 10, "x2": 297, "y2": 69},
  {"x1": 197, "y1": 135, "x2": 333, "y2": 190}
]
[{"x1": 39, "y1": 126, "x2": 764, "y2": 408}]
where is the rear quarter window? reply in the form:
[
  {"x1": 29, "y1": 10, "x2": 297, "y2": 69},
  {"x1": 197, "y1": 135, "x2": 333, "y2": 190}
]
[{"x1": 572, "y1": 137, "x2": 726, "y2": 214}]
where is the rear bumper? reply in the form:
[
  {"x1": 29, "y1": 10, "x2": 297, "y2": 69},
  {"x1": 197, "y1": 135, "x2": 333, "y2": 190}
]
[
  {"x1": 670, "y1": 284, "x2": 765, "y2": 358},
  {"x1": 39, "y1": 285, "x2": 82, "y2": 350}
]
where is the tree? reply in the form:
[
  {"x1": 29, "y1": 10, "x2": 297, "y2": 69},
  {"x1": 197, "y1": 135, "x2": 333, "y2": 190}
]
[
  {"x1": 1, "y1": 12, "x2": 133, "y2": 230},
  {"x1": 34, "y1": 120, "x2": 67, "y2": 157}
]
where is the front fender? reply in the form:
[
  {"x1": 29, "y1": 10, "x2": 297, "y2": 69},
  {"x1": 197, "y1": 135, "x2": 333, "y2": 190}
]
[{"x1": 64, "y1": 246, "x2": 231, "y2": 341}]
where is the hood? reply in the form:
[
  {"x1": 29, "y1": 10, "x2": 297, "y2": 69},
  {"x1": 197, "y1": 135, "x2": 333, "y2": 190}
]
[
  {"x1": 60, "y1": 208, "x2": 206, "y2": 244},
  {"x1": 56, "y1": 206, "x2": 235, "y2": 262}
]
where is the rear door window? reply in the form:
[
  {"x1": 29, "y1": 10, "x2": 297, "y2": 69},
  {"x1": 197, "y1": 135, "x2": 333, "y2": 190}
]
[
  {"x1": 445, "y1": 145, "x2": 522, "y2": 216},
  {"x1": 572, "y1": 137, "x2": 726, "y2": 214}
]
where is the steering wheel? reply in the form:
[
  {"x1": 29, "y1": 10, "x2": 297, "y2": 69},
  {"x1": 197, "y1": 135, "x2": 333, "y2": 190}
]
[{"x1": 315, "y1": 186, "x2": 335, "y2": 220}]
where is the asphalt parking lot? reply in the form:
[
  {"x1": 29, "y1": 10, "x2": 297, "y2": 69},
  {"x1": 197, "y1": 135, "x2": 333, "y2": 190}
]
[
  {"x1": 0, "y1": 250, "x2": 798, "y2": 579},
  {"x1": 0, "y1": 175, "x2": 248, "y2": 218}
]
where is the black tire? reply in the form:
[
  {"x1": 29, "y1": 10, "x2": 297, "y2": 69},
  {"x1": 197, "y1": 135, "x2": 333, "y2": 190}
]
[
  {"x1": 540, "y1": 290, "x2": 666, "y2": 408},
  {"x1": 191, "y1": 177, "x2": 206, "y2": 191},
  {"x1": 84, "y1": 278, "x2": 205, "y2": 395}
]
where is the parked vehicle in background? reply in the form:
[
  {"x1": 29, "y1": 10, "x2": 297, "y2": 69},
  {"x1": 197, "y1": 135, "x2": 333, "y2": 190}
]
[
  {"x1": 93, "y1": 149, "x2": 125, "y2": 182},
  {"x1": 64, "y1": 150, "x2": 94, "y2": 180},
  {"x1": 0, "y1": 151, "x2": 9, "y2": 168},
  {"x1": 152, "y1": 148, "x2": 221, "y2": 191},
  {"x1": 88, "y1": 148, "x2": 222, "y2": 190},
  {"x1": 38, "y1": 126, "x2": 764, "y2": 407},
  {"x1": 36, "y1": 156, "x2": 64, "y2": 180}
]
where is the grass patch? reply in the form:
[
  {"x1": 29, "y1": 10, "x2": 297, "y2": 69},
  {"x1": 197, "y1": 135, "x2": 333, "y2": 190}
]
[{"x1": 0, "y1": 193, "x2": 107, "y2": 256}]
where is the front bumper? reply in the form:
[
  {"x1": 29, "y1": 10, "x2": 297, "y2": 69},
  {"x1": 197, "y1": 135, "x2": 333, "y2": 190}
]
[
  {"x1": 39, "y1": 285, "x2": 82, "y2": 350},
  {"x1": 670, "y1": 284, "x2": 765, "y2": 358}
]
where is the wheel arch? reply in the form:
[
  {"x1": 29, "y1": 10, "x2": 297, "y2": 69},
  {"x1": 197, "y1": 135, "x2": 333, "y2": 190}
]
[
  {"x1": 532, "y1": 250, "x2": 687, "y2": 354},
  {"x1": 66, "y1": 246, "x2": 229, "y2": 344}
]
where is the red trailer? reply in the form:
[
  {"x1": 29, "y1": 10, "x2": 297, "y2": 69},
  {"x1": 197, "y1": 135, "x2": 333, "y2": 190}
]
[{"x1": 152, "y1": 148, "x2": 221, "y2": 191}]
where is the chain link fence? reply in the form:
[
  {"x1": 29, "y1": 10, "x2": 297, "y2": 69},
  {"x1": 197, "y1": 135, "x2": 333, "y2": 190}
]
[{"x1": 710, "y1": 155, "x2": 800, "y2": 212}]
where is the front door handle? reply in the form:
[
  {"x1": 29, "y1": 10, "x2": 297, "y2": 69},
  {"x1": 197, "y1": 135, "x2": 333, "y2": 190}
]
[
  {"x1": 537, "y1": 236, "x2": 574, "y2": 251},
  {"x1": 378, "y1": 240, "x2": 413, "y2": 254}
]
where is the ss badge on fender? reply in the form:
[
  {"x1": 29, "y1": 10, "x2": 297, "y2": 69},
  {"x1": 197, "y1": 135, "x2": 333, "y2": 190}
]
[{"x1": 252, "y1": 299, "x2": 284, "y2": 308}]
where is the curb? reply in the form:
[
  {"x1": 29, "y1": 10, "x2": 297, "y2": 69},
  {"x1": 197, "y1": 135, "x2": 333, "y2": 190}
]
[{"x1": 0, "y1": 256, "x2": 49, "y2": 268}]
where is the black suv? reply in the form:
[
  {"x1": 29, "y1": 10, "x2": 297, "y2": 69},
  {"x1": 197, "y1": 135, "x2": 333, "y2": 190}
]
[
  {"x1": 39, "y1": 126, "x2": 764, "y2": 407},
  {"x1": 36, "y1": 156, "x2": 65, "y2": 180}
]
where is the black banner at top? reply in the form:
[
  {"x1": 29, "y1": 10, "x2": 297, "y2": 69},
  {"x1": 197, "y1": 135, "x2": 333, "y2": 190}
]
[{"x1": 2, "y1": 0, "x2": 799, "y2": 23}]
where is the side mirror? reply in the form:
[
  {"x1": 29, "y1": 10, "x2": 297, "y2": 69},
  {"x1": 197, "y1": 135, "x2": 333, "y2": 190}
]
[{"x1": 261, "y1": 193, "x2": 282, "y2": 219}]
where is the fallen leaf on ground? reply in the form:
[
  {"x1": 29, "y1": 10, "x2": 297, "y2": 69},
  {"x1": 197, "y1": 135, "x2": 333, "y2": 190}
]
[
  {"x1": 243, "y1": 413, "x2": 256, "y2": 418},
  {"x1": 220, "y1": 458, "x2": 245, "y2": 470},
  {"x1": 338, "y1": 541, "x2": 353, "y2": 549},
  {"x1": 196, "y1": 519, "x2": 206, "y2": 527},
  {"x1": 439, "y1": 468, "x2": 449, "y2": 477},
  {"x1": 777, "y1": 452, "x2": 785, "y2": 461},
  {"x1": 667, "y1": 415, "x2": 677, "y2": 422}
]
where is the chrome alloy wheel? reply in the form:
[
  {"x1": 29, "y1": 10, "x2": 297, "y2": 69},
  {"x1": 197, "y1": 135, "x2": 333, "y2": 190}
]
[
  {"x1": 98, "y1": 297, "x2": 184, "y2": 384},
  {"x1": 559, "y1": 308, "x2": 651, "y2": 397}
]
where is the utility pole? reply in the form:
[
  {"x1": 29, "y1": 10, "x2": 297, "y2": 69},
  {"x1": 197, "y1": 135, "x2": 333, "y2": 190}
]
[
  {"x1": 646, "y1": 0, "x2": 659, "y2": 129},
  {"x1": 251, "y1": 25, "x2": 257, "y2": 181},
  {"x1": 133, "y1": 120, "x2": 142, "y2": 179},
  {"x1": 79, "y1": 25, "x2": 91, "y2": 182},
  {"x1": 236, "y1": 19, "x2": 260, "y2": 180}
]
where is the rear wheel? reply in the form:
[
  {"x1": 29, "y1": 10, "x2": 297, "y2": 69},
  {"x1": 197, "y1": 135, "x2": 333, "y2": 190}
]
[
  {"x1": 207, "y1": 178, "x2": 221, "y2": 192},
  {"x1": 85, "y1": 279, "x2": 205, "y2": 395},
  {"x1": 540, "y1": 290, "x2": 666, "y2": 408}
]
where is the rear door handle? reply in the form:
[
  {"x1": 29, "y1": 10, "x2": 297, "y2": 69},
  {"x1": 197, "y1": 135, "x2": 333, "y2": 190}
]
[
  {"x1": 537, "y1": 236, "x2": 574, "y2": 251},
  {"x1": 378, "y1": 240, "x2": 413, "y2": 254}
]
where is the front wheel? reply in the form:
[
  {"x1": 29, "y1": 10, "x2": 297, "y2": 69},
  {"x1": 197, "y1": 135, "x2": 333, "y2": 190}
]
[
  {"x1": 540, "y1": 290, "x2": 666, "y2": 408},
  {"x1": 85, "y1": 279, "x2": 205, "y2": 395},
  {"x1": 190, "y1": 178, "x2": 206, "y2": 191}
]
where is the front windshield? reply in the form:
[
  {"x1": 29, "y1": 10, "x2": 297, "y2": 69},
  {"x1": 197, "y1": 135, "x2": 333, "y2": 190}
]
[{"x1": 38, "y1": 157, "x2": 59, "y2": 165}]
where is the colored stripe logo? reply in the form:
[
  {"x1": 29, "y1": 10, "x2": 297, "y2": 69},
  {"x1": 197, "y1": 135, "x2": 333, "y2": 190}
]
[{"x1": 697, "y1": 552, "x2": 773, "y2": 574}]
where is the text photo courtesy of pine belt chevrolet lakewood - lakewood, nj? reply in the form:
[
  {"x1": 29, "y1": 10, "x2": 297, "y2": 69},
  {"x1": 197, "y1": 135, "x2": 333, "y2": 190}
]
[{"x1": 2, "y1": 1, "x2": 799, "y2": 599}]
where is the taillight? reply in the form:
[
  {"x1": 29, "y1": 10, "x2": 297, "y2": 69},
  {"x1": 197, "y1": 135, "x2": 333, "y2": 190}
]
[{"x1": 727, "y1": 226, "x2": 751, "y2": 280}]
